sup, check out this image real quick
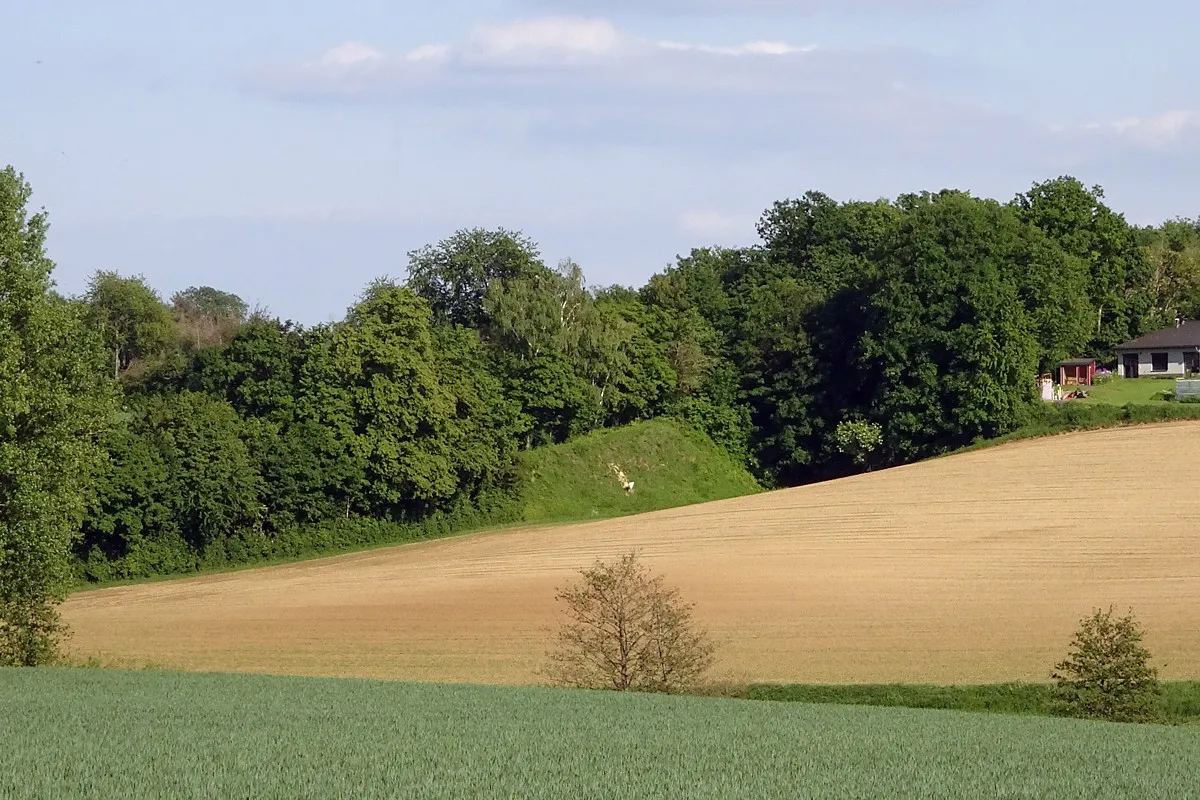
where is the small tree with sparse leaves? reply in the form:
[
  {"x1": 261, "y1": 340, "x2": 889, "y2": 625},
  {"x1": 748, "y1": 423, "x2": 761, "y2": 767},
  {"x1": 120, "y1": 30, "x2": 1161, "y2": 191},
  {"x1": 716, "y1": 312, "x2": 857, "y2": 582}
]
[
  {"x1": 1051, "y1": 606, "x2": 1161, "y2": 723},
  {"x1": 546, "y1": 551, "x2": 714, "y2": 693}
]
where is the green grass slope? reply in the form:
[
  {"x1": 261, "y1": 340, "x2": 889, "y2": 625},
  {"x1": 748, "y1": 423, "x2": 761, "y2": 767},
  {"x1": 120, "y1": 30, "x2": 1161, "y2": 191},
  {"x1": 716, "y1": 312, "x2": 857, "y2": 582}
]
[
  {"x1": 516, "y1": 418, "x2": 761, "y2": 524},
  {"x1": 744, "y1": 682, "x2": 1200, "y2": 723},
  {"x1": 1076, "y1": 377, "x2": 1178, "y2": 405},
  {"x1": 4, "y1": 669, "x2": 1198, "y2": 799}
]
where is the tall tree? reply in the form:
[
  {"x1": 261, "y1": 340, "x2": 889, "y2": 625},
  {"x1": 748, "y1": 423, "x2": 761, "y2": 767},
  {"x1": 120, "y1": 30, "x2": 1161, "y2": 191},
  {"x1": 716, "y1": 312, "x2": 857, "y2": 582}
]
[
  {"x1": 1013, "y1": 177, "x2": 1151, "y2": 356},
  {"x1": 484, "y1": 259, "x2": 609, "y2": 444},
  {"x1": 405, "y1": 228, "x2": 545, "y2": 329},
  {"x1": 304, "y1": 281, "x2": 506, "y2": 517},
  {"x1": 1141, "y1": 219, "x2": 1200, "y2": 325},
  {"x1": 860, "y1": 191, "x2": 1040, "y2": 463},
  {"x1": 85, "y1": 270, "x2": 177, "y2": 377},
  {"x1": 0, "y1": 166, "x2": 114, "y2": 664}
]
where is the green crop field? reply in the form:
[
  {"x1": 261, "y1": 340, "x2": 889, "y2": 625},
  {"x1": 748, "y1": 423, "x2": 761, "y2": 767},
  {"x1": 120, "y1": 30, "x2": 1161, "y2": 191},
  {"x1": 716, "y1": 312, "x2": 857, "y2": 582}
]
[{"x1": 4, "y1": 669, "x2": 1198, "y2": 799}]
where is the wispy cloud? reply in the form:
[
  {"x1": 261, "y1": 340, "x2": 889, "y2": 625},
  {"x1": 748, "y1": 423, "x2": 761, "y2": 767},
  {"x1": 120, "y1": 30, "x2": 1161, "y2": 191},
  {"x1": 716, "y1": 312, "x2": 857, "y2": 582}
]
[
  {"x1": 240, "y1": 16, "x2": 996, "y2": 156},
  {"x1": 240, "y1": 14, "x2": 1187, "y2": 175},
  {"x1": 1081, "y1": 110, "x2": 1199, "y2": 148},
  {"x1": 471, "y1": 16, "x2": 625, "y2": 60}
]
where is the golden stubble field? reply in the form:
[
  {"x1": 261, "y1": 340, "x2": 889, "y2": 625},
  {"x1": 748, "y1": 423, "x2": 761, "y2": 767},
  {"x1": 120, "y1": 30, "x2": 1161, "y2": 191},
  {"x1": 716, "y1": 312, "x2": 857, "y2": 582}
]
[{"x1": 64, "y1": 423, "x2": 1200, "y2": 685}]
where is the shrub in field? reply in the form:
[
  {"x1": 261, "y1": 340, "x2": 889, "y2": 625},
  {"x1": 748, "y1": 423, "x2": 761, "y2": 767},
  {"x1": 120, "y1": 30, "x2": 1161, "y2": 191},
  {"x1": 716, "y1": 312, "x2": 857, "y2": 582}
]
[
  {"x1": 546, "y1": 550, "x2": 714, "y2": 693},
  {"x1": 833, "y1": 419, "x2": 883, "y2": 469},
  {"x1": 1051, "y1": 606, "x2": 1161, "y2": 723}
]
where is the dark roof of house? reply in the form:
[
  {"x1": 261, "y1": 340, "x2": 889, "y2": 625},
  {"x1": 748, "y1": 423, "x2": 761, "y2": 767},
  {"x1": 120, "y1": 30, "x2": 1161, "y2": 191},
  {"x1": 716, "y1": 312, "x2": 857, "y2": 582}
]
[
  {"x1": 1058, "y1": 359, "x2": 1096, "y2": 367},
  {"x1": 1116, "y1": 321, "x2": 1200, "y2": 351}
]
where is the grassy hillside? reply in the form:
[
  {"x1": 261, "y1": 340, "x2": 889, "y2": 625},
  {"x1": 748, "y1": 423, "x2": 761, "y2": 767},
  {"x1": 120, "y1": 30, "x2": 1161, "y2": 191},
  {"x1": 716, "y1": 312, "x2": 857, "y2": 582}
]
[
  {"x1": 4, "y1": 669, "x2": 1198, "y2": 799},
  {"x1": 516, "y1": 418, "x2": 761, "y2": 524}
]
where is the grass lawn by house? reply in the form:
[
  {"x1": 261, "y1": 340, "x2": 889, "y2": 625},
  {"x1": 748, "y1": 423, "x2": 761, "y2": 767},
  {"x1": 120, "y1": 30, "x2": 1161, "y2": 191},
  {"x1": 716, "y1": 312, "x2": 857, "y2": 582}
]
[{"x1": 1074, "y1": 377, "x2": 1178, "y2": 405}]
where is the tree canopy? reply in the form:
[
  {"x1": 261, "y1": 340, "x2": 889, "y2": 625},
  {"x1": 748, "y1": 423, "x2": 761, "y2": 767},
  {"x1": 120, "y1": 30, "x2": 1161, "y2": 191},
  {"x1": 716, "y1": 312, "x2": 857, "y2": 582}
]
[{"x1": 1, "y1": 162, "x2": 1188, "y2": 594}]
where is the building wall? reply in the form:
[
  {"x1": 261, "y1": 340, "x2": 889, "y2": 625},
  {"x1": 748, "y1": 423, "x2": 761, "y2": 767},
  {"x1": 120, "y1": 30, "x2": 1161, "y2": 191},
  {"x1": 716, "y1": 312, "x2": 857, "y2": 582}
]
[{"x1": 1117, "y1": 349, "x2": 1188, "y2": 377}]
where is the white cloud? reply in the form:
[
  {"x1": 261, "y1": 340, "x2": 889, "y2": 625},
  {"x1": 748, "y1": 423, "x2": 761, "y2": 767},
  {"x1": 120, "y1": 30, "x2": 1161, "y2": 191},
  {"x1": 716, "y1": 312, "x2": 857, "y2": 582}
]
[
  {"x1": 406, "y1": 44, "x2": 452, "y2": 63},
  {"x1": 469, "y1": 16, "x2": 624, "y2": 60},
  {"x1": 656, "y1": 39, "x2": 814, "y2": 56},
  {"x1": 320, "y1": 42, "x2": 384, "y2": 68}
]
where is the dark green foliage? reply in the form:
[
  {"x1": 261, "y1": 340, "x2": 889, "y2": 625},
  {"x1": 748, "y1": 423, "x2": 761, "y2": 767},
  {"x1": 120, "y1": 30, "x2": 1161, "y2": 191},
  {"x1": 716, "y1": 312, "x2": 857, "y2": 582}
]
[
  {"x1": 75, "y1": 498, "x2": 520, "y2": 584},
  {"x1": 859, "y1": 192, "x2": 1041, "y2": 464},
  {"x1": 81, "y1": 392, "x2": 264, "y2": 558},
  {"x1": 405, "y1": 227, "x2": 544, "y2": 328},
  {"x1": 1013, "y1": 177, "x2": 1151, "y2": 358},
  {"x1": 311, "y1": 282, "x2": 511, "y2": 516},
  {"x1": 1052, "y1": 607, "x2": 1162, "y2": 723}
]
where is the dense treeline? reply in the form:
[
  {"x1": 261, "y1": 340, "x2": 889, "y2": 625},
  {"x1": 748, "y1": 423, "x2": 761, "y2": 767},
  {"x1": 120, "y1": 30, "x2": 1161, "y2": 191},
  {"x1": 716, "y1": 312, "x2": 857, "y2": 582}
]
[{"x1": 5, "y1": 166, "x2": 1200, "y2": 613}]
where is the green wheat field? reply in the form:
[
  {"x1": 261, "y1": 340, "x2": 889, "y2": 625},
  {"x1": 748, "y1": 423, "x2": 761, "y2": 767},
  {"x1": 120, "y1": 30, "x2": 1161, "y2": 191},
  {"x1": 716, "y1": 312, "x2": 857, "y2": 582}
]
[{"x1": 3, "y1": 669, "x2": 1198, "y2": 799}]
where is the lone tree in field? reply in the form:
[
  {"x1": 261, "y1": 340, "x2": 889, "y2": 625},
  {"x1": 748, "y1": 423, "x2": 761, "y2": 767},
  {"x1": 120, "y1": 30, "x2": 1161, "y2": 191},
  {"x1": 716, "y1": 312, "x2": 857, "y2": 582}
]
[
  {"x1": 546, "y1": 551, "x2": 714, "y2": 693},
  {"x1": 0, "y1": 166, "x2": 113, "y2": 665},
  {"x1": 1051, "y1": 606, "x2": 1161, "y2": 723}
]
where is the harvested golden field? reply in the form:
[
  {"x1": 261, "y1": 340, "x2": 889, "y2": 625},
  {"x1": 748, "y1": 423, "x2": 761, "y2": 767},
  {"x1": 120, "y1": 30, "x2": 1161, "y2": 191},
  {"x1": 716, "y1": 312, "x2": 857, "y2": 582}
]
[{"x1": 64, "y1": 423, "x2": 1200, "y2": 685}]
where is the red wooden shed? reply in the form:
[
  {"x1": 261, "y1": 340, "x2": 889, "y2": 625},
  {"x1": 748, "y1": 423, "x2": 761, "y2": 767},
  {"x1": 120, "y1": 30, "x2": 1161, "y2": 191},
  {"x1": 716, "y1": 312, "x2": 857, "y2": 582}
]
[{"x1": 1057, "y1": 358, "x2": 1096, "y2": 386}]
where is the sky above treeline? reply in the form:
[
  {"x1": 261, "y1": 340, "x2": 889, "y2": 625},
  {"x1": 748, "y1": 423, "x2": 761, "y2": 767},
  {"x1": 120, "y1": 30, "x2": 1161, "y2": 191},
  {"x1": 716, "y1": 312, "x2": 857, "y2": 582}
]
[{"x1": 6, "y1": 0, "x2": 1199, "y2": 323}]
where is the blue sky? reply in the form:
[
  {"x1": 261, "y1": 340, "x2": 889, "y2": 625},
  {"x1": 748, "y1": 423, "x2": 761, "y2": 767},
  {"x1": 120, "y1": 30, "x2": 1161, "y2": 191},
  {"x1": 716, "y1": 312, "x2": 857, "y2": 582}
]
[{"x1": 6, "y1": 0, "x2": 1199, "y2": 323}]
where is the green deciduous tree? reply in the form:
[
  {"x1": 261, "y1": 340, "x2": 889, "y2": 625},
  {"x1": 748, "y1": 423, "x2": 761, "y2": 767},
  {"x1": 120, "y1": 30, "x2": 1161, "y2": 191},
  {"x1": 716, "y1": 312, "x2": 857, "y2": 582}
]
[
  {"x1": 303, "y1": 280, "x2": 518, "y2": 518},
  {"x1": 0, "y1": 166, "x2": 114, "y2": 663},
  {"x1": 406, "y1": 228, "x2": 544, "y2": 329},
  {"x1": 82, "y1": 392, "x2": 264, "y2": 563},
  {"x1": 1051, "y1": 606, "x2": 1161, "y2": 723},
  {"x1": 1013, "y1": 177, "x2": 1151, "y2": 357},
  {"x1": 485, "y1": 260, "x2": 613, "y2": 444},
  {"x1": 1141, "y1": 219, "x2": 1200, "y2": 326},
  {"x1": 84, "y1": 270, "x2": 178, "y2": 378},
  {"x1": 860, "y1": 191, "x2": 1040, "y2": 463}
]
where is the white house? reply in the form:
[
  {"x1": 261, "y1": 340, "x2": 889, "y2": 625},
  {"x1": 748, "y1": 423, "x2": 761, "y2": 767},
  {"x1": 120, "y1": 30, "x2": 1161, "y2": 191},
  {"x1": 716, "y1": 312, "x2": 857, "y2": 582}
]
[{"x1": 1115, "y1": 319, "x2": 1200, "y2": 378}]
